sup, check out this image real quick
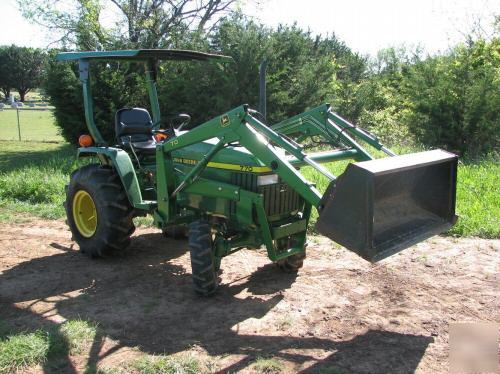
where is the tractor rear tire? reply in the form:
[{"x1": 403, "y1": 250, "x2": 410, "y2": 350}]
[
  {"x1": 65, "y1": 164, "x2": 135, "y2": 258},
  {"x1": 276, "y1": 249, "x2": 306, "y2": 273},
  {"x1": 188, "y1": 220, "x2": 218, "y2": 296}
]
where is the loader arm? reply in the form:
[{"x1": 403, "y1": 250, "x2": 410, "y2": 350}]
[
  {"x1": 157, "y1": 103, "x2": 457, "y2": 263},
  {"x1": 157, "y1": 105, "x2": 330, "y2": 209},
  {"x1": 272, "y1": 103, "x2": 396, "y2": 160},
  {"x1": 155, "y1": 104, "x2": 327, "y2": 262}
]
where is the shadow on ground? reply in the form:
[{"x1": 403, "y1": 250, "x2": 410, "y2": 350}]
[{"x1": 0, "y1": 232, "x2": 432, "y2": 373}]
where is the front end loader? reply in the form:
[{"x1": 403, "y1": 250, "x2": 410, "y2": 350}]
[{"x1": 57, "y1": 50, "x2": 458, "y2": 295}]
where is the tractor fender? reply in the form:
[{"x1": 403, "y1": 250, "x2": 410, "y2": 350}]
[{"x1": 77, "y1": 147, "x2": 144, "y2": 209}]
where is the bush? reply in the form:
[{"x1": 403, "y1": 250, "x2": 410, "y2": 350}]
[
  {"x1": 403, "y1": 39, "x2": 499, "y2": 156},
  {"x1": 45, "y1": 53, "x2": 148, "y2": 145}
]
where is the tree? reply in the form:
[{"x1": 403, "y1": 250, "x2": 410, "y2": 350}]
[
  {"x1": 3, "y1": 46, "x2": 47, "y2": 102},
  {"x1": 44, "y1": 51, "x2": 86, "y2": 143},
  {"x1": 44, "y1": 16, "x2": 366, "y2": 144},
  {"x1": 0, "y1": 46, "x2": 13, "y2": 100},
  {"x1": 20, "y1": 0, "x2": 239, "y2": 49},
  {"x1": 403, "y1": 38, "x2": 499, "y2": 156}
]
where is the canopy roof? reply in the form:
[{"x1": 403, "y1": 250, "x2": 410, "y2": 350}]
[{"x1": 56, "y1": 49, "x2": 232, "y2": 62}]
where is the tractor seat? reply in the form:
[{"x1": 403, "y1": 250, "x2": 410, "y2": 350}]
[{"x1": 115, "y1": 107, "x2": 157, "y2": 155}]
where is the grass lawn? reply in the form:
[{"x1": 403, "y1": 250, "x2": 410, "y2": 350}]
[
  {"x1": 0, "y1": 140, "x2": 498, "y2": 238},
  {"x1": 0, "y1": 141, "x2": 75, "y2": 220},
  {"x1": 0, "y1": 109, "x2": 62, "y2": 142},
  {"x1": 0, "y1": 319, "x2": 100, "y2": 373},
  {"x1": 0, "y1": 319, "x2": 204, "y2": 373}
]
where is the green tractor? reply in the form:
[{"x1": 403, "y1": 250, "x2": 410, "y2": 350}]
[{"x1": 57, "y1": 50, "x2": 458, "y2": 295}]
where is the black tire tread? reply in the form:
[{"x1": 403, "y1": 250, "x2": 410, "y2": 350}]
[
  {"x1": 276, "y1": 250, "x2": 306, "y2": 273},
  {"x1": 188, "y1": 220, "x2": 218, "y2": 295},
  {"x1": 65, "y1": 164, "x2": 135, "y2": 258}
]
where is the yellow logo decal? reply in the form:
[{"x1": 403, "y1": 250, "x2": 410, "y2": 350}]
[{"x1": 220, "y1": 115, "x2": 230, "y2": 127}]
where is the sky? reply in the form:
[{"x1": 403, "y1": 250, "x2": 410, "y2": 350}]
[{"x1": 0, "y1": 0, "x2": 497, "y2": 56}]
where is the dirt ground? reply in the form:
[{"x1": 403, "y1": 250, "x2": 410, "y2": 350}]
[{"x1": 0, "y1": 219, "x2": 498, "y2": 373}]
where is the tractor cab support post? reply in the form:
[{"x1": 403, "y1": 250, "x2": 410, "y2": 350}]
[
  {"x1": 145, "y1": 59, "x2": 161, "y2": 128},
  {"x1": 78, "y1": 59, "x2": 106, "y2": 145},
  {"x1": 78, "y1": 58, "x2": 163, "y2": 143}
]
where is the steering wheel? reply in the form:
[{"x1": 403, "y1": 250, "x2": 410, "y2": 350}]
[{"x1": 169, "y1": 113, "x2": 191, "y2": 131}]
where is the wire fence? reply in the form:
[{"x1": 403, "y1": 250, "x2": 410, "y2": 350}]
[{"x1": 0, "y1": 104, "x2": 62, "y2": 143}]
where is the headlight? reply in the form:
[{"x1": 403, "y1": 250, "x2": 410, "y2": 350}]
[{"x1": 257, "y1": 174, "x2": 279, "y2": 186}]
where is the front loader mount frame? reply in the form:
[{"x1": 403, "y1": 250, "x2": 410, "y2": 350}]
[{"x1": 152, "y1": 103, "x2": 394, "y2": 261}]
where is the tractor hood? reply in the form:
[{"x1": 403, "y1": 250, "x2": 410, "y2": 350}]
[{"x1": 172, "y1": 137, "x2": 274, "y2": 174}]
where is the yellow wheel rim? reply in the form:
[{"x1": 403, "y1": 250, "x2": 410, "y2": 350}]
[{"x1": 72, "y1": 190, "x2": 97, "y2": 238}]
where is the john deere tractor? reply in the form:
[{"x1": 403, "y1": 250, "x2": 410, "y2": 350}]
[{"x1": 57, "y1": 50, "x2": 458, "y2": 295}]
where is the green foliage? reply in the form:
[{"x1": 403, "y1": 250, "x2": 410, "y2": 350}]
[
  {"x1": 132, "y1": 354, "x2": 201, "y2": 374},
  {"x1": 449, "y1": 156, "x2": 500, "y2": 237},
  {"x1": 160, "y1": 18, "x2": 360, "y2": 124},
  {"x1": 60, "y1": 319, "x2": 98, "y2": 355},
  {"x1": 0, "y1": 48, "x2": 11, "y2": 99},
  {"x1": 44, "y1": 54, "x2": 86, "y2": 144},
  {"x1": 44, "y1": 16, "x2": 364, "y2": 145},
  {"x1": 0, "y1": 330, "x2": 50, "y2": 372},
  {"x1": 0, "y1": 166, "x2": 66, "y2": 204},
  {"x1": 44, "y1": 50, "x2": 149, "y2": 144},
  {"x1": 252, "y1": 356, "x2": 283, "y2": 374},
  {"x1": 19, "y1": 0, "x2": 236, "y2": 49},
  {"x1": 0, "y1": 141, "x2": 76, "y2": 220},
  {"x1": 0, "y1": 319, "x2": 102, "y2": 372},
  {"x1": 45, "y1": 16, "x2": 499, "y2": 157},
  {"x1": 0, "y1": 45, "x2": 47, "y2": 102},
  {"x1": 403, "y1": 38, "x2": 500, "y2": 156}
]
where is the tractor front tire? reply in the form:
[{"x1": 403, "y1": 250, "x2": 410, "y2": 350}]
[
  {"x1": 65, "y1": 164, "x2": 135, "y2": 257},
  {"x1": 276, "y1": 249, "x2": 306, "y2": 273},
  {"x1": 188, "y1": 220, "x2": 218, "y2": 296}
]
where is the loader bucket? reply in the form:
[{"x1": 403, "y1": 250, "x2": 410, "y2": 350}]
[{"x1": 315, "y1": 149, "x2": 458, "y2": 262}]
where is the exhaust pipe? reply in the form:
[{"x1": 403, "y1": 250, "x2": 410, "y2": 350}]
[{"x1": 259, "y1": 59, "x2": 268, "y2": 121}]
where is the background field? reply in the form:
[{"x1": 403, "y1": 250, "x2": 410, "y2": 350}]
[
  {"x1": 0, "y1": 109, "x2": 64, "y2": 142},
  {"x1": 0, "y1": 109, "x2": 62, "y2": 142}
]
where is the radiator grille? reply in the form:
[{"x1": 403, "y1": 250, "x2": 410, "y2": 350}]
[
  {"x1": 260, "y1": 182, "x2": 302, "y2": 216},
  {"x1": 230, "y1": 173, "x2": 302, "y2": 217}
]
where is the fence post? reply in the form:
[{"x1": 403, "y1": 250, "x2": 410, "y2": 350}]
[{"x1": 16, "y1": 104, "x2": 21, "y2": 141}]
